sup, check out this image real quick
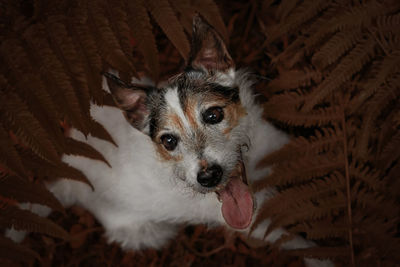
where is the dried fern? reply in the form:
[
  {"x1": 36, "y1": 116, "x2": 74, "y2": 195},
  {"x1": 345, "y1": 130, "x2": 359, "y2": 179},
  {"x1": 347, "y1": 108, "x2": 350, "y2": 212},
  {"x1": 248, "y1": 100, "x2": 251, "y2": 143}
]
[{"x1": 254, "y1": 0, "x2": 400, "y2": 265}]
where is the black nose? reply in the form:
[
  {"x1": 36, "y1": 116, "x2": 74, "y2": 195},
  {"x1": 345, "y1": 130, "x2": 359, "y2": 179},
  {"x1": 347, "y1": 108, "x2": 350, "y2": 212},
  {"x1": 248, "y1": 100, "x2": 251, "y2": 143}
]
[{"x1": 197, "y1": 165, "x2": 223, "y2": 188}]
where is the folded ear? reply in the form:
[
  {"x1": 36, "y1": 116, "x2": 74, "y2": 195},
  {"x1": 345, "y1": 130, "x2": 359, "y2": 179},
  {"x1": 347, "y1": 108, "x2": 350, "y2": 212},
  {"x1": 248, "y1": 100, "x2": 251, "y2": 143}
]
[
  {"x1": 188, "y1": 15, "x2": 234, "y2": 72},
  {"x1": 104, "y1": 73, "x2": 152, "y2": 132}
]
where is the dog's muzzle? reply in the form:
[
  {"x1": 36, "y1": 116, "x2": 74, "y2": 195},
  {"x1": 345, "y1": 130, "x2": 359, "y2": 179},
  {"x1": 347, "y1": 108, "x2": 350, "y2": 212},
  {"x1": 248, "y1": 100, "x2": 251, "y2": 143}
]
[{"x1": 197, "y1": 164, "x2": 223, "y2": 188}]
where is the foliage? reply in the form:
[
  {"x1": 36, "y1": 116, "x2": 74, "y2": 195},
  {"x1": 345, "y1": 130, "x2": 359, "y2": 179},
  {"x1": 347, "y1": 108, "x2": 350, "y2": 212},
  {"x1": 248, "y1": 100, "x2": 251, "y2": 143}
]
[{"x1": 0, "y1": 0, "x2": 399, "y2": 266}]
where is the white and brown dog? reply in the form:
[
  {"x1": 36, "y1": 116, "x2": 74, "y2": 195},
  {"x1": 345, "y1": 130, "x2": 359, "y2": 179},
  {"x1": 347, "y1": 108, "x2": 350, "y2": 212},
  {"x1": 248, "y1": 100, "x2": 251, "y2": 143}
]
[{"x1": 8, "y1": 16, "x2": 333, "y2": 267}]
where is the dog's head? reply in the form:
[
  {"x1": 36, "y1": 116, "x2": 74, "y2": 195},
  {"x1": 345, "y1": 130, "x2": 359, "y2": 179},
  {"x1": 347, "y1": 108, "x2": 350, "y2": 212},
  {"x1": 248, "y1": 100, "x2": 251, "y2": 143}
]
[{"x1": 106, "y1": 16, "x2": 254, "y2": 229}]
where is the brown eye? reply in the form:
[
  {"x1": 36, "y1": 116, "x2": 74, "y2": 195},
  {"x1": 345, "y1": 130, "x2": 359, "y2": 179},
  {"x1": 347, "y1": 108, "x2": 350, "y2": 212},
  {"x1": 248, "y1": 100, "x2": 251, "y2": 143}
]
[
  {"x1": 160, "y1": 134, "x2": 178, "y2": 151},
  {"x1": 203, "y1": 107, "x2": 224, "y2": 124}
]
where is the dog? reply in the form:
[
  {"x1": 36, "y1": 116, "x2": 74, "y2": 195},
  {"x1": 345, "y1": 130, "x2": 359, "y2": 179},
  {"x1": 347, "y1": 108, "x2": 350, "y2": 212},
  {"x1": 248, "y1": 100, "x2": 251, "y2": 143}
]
[{"x1": 7, "y1": 16, "x2": 333, "y2": 267}]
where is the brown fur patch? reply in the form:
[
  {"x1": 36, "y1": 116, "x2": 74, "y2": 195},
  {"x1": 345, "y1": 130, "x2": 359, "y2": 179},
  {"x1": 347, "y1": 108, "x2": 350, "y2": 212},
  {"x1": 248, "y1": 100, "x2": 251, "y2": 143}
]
[
  {"x1": 223, "y1": 103, "x2": 247, "y2": 136},
  {"x1": 185, "y1": 98, "x2": 199, "y2": 130}
]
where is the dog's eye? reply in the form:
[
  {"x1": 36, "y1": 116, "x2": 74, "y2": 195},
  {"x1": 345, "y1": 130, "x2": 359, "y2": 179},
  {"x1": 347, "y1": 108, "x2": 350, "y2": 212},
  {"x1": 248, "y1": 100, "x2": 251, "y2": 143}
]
[
  {"x1": 160, "y1": 134, "x2": 178, "y2": 151},
  {"x1": 203, "y1": 107, "x2": 224, "y2": 124}
]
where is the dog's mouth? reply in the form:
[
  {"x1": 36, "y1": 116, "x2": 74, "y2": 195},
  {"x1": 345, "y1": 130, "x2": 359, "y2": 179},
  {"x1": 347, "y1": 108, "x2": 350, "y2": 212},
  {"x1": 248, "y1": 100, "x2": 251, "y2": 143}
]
[{"x1": 216, "y1": 159, "x2": 253, "y2": 230}]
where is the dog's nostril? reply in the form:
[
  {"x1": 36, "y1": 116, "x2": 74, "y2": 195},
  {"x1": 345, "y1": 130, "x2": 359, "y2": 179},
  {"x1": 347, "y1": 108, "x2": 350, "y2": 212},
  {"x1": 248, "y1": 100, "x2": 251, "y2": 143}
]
[{"x1": 197, "y1": 165, "x2": 223, "y2": 188}]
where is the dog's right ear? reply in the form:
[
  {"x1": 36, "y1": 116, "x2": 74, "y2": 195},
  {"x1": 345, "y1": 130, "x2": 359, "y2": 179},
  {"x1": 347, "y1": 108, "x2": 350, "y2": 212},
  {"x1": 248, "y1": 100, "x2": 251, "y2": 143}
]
[{"x1": 104, "y1": 73, "x2": 152, "y2": 131}]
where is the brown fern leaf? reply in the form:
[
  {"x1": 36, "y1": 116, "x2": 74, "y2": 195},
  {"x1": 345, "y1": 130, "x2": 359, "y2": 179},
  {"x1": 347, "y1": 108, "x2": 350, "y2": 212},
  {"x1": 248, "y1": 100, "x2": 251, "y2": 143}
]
[
  {"x1": 256, "y1": 127, "x2": 343, "y2": 168},
  {"x1": 259, "y1": 194, "x2": 346, "y2": 239},
  {"x1": 288, "y1": 246, "x2": 349, "y2": 259},
  {"x1": 0, "y1": 127, "x2": 26, "y2": 178},
  {"x1": 312, "y1": 29, "x2": 364, "y2": 70},
  {"x1": 17, "y1": 148, "x2": 93, "y2": 190},
  {"x1": 352, "y1": 188, "x2": 397, "y2": 220},
  {"x1": 0, "y1": 172, "x2": 64, "y2": 212},
  {"x1": 0, "y1": 40, "x2": 65, "y2": 150},
  {"x1": 190, "y1": 0, "x2": 228, "y2": 42},
  {"x1": 0, "y1": 89, "x2": 59, "y2": 162},
  {"x1": 267, "y1": 68, "x2": 322, "y2": 93},
  {"x1": 268, "y1": 0, "x2": 330, "y2": 41},
  {"x1": 45, "y1": 15, "x2": 92, "y2": 122},
  {"x1": 145, "y1": 0, "x2": 190, "y2": 60},
  {"x1": 68, "y1": 3, "x2": 104, "y2": 104},
  {"x1": 378, "y1": 131, "x2": 400, "y2": 170},
  {"x1": 254, "y1": 153, "x2": 344, "y2": 189},
  {"x1": 355, "y1": 73, "x2": 400, "y2": 158},
  {"x1": 291, "y1": 218, "x2": 348, "y2": 240},
  {"x1": 0, "y1": 236, "x2": 39, "y2": 263},
  {"x1": 168, "y1": 0, "x2": 194, "y2": 33},
  {"x1": 22, "y1": 23, "x2": 88, "y2": 134},
  {"x1": 64, "y1": 137, "x2": 111, "y2": 167},
  {"x1": 276, "y1": 0, "x2": 301, "y2": 21},
  {"x1": 348, "y1": 163, "x2": 388, "y2": 195},
  {"x1": 0, "y1": 205, "x2": 68, "y2": 239},
  {"x1": 350, "y1": 51, "x2": 400, "y2": 113},
  {"x1": 253, "y1": 173, "x2": 346, "y2": 229},
  {"x1": 306, "y1": 1, "x2": 397, "y2": 52},
  {"x1": 125, "y1": 0, "x2": 159, "y2": 79},
  {"x1": 302, "y1": 36, "x2": 377, "y2": 112},
  {"x1": 105, "y1": 0, "x2": 137, "y2": 74},
  {"x1": 376, "y1": 13, "x2": 400, "y2": 32},
  {"x1": 87, "y1": 0, "x2": 134, "y2": 76},
  {"x1": 88, "y1": 118, "x2": 117, "y2": 147},
  {"x1": 264, "y1": 105, "x2": 342, "y2": 127}
]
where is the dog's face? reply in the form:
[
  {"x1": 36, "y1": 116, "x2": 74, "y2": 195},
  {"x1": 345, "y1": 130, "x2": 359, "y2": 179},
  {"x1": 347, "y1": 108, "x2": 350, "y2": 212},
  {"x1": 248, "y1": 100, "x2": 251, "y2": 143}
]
[{"x1": 106, "y1": 16, "x2": 254, "y2": 229}]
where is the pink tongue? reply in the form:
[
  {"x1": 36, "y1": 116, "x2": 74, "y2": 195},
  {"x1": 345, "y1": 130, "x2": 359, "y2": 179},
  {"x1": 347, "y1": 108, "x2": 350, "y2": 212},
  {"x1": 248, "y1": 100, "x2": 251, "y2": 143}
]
[{"x1": 220, "y1": 178, "x2": 253, "y2": 229}]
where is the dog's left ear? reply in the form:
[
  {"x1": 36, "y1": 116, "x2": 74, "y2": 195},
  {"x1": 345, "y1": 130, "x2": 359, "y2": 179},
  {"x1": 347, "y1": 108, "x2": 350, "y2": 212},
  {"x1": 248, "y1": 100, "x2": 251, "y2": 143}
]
[
  {"x1": 104, "y1": 73, "x2": 152, "y2": 131},
  {"x1": 188, "y1": 15, "x2": 234, "y2": 72}
]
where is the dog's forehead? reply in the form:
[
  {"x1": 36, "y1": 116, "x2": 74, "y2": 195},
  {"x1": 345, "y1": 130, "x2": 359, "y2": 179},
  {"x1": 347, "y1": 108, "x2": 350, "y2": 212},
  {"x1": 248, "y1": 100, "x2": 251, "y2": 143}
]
[{"x1": 148, "y1": 69, "x2": 239, "y2": 139}]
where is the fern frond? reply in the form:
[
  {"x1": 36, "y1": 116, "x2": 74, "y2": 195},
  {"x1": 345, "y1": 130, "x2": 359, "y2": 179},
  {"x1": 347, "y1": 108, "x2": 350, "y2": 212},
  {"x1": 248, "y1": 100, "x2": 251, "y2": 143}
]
[
  {"x1": 45, "y1": 15, "x2": 91, "y2": 121},
  {"x1": 17, "y1": 148, "x2": 93, "y2": 190},
  {"x1": 88, "y1": 118, "x2": 117, "y2": 147},
  {"x1": 356, "y1": 73, "x2": 400, "y2": 158},
  {"x1": 22, "y1": 23, "x2": 88, "y2": 134},
  {"x1": 190, "y1": 0, "x2": 228, "y2": 42},
  {"x1": 68, "y1": 3, "x2": 104, "y2": 104},
  {"x1": 291, "y1": 219, "x2": 348, "y2": 240},
  {"x1": 257, "y1": 127, "x2": 343, "y2": 167},
  {"x1": 349, "y1": 163, "x2": 387, "y2": 195},
  {"x1": 105, "y1": 0, "x2": 137, "y2": 71},
  {"x1": 267, "y1": 68, "x2": 322, "y2": 92},
  {"x1": 350, "y1": 52, "x2": 400, "y2": 113},
  {"x1": 145, "y1": 0, "x2": 190, "y2": 60},
  {"x1": 288, "y1": 246, "x2": 349, "y2": 259},
  {"x1": 0, "y1": 236, "x2": 39, "y2": 263},
  {"x1": 253, "y1": 172, "x2": 345, "y2": 217},
  {"x1": 264, "y1": 105, "x2": 341, "y2": 127},
  {"x1": 0, "y1": 40, "x2": 65, "y2": 149},
  {"x1": 0, "y1": 205, "x2": 68, "y2": 239},
  {"x1": 276, "y1": 0, "x2": 301, "y2": 21},
  {"x1": 126, "y1": 0, "x2": 159, "y2": 79},
  {"x1": 312, "y1": 29, "x2": 364, "y2": 70},
  {"x1": 0, "y1": 127, "x2": 26, "y2": 178},
  {"x1": 0, "y1": 89, "x2": 59, "y2": 162},
  {"x1": 0, "y1": 172, "x2": 64, "y2": 212},
  {"x1": 303, "y1": 37, "x2": 376, "y2": 112},
  {"x1": 254, "y1": 153, "x2": 343, "y2": 189},
  {"x1": 64, "y1": 137, "x2": 111, "y2": 167},
  {"x1": 378, "y1": 131, "x2": 400, "y2": 170},
  {"x1": 376, "y1": 13, "x2": 400, "y2": 32},
  {"x1": 258, "y1": 194, "x2": 346, "y2": 239},
  {"x1": 268, "y1": 0, "x2": 330, "y2": 41},
  {"x1": 87, "y1": 0, "x2": 133, "y2": 76}
]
